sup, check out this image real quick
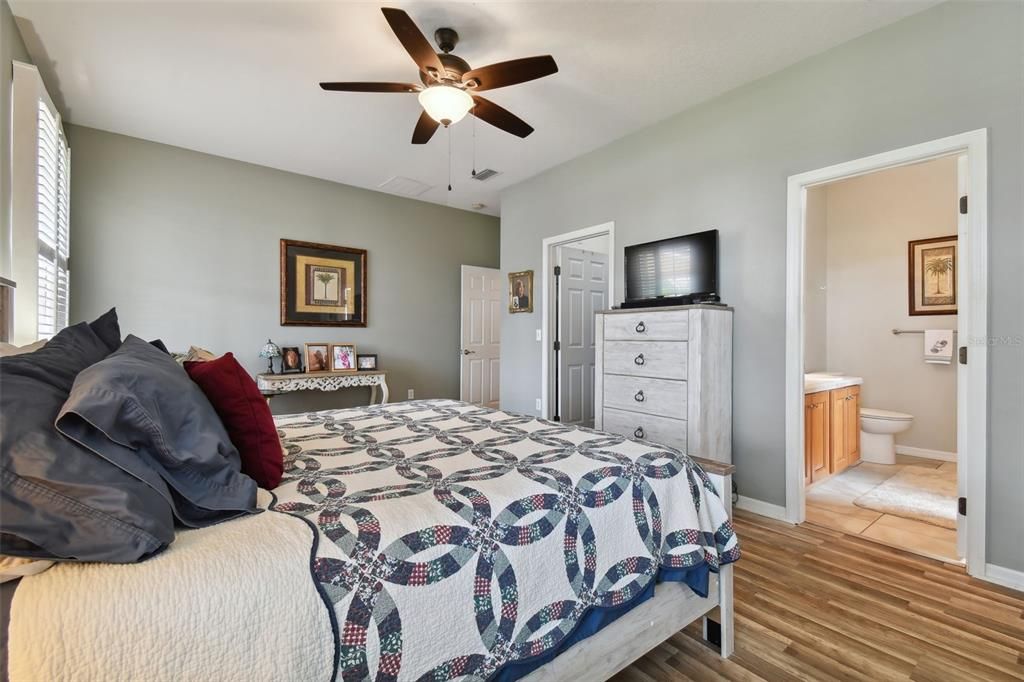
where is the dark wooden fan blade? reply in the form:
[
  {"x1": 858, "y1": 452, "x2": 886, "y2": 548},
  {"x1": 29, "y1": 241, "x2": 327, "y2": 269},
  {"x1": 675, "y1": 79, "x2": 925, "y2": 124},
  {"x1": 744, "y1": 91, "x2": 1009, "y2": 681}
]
[
  {"x1": 319, "y1": 82, "x2": 419, "y2": 93},
  {"x1": 463, "y1": 55, "x2": 557, "y2": 92},
  {"x1": 471, "y1": 96, "x2": 534, "y2": 138},
  {"x1": 381, "y1": 8, "x2": 445, "y2": 77},
  {"x1": 412, "y1": 110, "x2": 440, "y2": 144}
]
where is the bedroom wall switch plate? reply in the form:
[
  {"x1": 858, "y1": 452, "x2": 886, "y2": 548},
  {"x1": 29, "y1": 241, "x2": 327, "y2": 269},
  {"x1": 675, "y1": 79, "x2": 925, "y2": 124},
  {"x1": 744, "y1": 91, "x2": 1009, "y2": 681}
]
[
  {"x1": 535, "y1": 398, "x2": 541, "y2": 410},
  {"x1": 408, "y1": 389, "x2": 414, "y2": 400},
  {"x1": 535, "y1": 329, "x2": 542, "y2": 341}
]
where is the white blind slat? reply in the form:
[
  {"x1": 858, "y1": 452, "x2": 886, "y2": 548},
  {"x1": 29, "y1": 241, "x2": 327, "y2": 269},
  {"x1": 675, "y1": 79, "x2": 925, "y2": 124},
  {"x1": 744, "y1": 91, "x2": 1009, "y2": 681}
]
[{"x1": 36, "y1": 99, "x2": 71, "y2": 339}]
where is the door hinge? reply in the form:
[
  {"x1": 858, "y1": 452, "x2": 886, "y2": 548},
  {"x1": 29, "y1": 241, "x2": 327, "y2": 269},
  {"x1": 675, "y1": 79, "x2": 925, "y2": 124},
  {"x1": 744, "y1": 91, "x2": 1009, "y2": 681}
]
[
  {"x1": 959, "y1": 346, "x2": 968, "y2": 365},
  {"x1": 553, "y1": 340, "x2": 561, "y2": 352},
  {"x1": 553, "y1": 265, "x2": 561, "y2": 276},
  {"x1": 958, "y1": 496, "x2": 967, "y2": 516},
  {"x1": 959, "y1": 195, "x2": 968, "y2": 215}
]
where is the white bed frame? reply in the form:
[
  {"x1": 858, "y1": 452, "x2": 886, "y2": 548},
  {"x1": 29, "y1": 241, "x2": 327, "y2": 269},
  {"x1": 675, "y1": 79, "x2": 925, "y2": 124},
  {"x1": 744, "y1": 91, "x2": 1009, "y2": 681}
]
[{"x1": 524, "y1": 458, "x2": 735, "y2": 680}]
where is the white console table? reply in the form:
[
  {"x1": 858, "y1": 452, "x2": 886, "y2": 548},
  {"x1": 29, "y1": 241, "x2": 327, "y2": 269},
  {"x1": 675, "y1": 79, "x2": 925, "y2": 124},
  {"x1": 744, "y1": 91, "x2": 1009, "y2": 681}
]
[{"x1": 256, "y1": 370, "x2": 389, "y2": 406}]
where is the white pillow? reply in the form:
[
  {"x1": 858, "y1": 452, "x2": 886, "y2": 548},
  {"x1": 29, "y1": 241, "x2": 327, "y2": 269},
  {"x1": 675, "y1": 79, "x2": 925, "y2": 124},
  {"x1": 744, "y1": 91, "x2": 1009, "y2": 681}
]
[
  {"x1": 0, "y1": 556, "x2": 54, "y2": 583},
  {"x1": 0, "y1": 339, "x2": 47, "y2": 357}
]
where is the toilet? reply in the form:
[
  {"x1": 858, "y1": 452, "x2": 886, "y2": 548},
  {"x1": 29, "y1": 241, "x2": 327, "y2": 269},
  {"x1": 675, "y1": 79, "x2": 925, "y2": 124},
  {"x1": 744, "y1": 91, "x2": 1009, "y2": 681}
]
[{"x1": 859, "y1": 408, "x2": 914, "y2": 464}]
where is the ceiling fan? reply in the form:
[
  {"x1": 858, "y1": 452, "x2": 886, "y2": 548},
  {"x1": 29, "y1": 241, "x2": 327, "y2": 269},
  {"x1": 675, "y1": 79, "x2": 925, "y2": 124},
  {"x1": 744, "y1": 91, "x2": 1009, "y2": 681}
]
[{"x1": 320, "y1": 7, "x2": 558, "y2": 144}]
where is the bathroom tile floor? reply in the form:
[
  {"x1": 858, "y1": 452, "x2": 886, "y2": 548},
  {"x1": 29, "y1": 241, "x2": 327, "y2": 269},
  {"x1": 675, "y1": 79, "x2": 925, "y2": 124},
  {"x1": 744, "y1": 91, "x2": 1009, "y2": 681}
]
[{"x1": 805, "y1": 454, "x2": 961, "y2": 564}]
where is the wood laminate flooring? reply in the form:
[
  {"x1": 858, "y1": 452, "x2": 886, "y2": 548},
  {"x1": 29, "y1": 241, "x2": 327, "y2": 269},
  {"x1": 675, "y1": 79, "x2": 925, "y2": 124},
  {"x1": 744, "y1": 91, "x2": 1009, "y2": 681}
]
[{"x1": 611, "y1": 509, "x2": 1024, "y2": 682}]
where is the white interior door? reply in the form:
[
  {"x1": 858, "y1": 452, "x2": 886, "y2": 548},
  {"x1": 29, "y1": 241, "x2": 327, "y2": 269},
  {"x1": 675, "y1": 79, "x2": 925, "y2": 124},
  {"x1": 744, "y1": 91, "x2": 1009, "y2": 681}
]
[
  {"x1": 557, "y1": 246, "x2": 608, "y2": 426},
  {"x1": 460, "y1": 265, "x2": 502, "y2": 408}
]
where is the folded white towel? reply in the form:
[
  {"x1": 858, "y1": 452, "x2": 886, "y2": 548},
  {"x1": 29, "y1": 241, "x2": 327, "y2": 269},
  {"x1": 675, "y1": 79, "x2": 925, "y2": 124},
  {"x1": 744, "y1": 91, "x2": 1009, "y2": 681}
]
[{"x1": 925, "y1": 329, "x2": 954, "y2": 364}]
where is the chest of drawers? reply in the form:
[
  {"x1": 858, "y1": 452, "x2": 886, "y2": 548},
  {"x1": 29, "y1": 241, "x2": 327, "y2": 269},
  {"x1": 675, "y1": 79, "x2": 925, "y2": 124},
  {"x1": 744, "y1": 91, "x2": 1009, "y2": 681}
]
[{"x1": 594, "y1": 305, "x2": 733, "y2": 464}]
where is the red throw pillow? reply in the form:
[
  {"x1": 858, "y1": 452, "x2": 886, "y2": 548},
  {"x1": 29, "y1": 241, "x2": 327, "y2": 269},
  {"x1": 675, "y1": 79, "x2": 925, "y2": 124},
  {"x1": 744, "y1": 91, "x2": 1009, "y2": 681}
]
[{"x1": 184, "y1": 353, "x2": 283, "y2": 489}]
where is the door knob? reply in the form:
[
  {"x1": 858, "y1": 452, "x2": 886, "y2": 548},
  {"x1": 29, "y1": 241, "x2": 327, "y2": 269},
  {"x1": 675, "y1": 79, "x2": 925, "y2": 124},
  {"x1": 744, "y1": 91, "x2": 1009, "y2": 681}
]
[{"x1": 462, "y1": 349, "x2": 476, "y2": 355}]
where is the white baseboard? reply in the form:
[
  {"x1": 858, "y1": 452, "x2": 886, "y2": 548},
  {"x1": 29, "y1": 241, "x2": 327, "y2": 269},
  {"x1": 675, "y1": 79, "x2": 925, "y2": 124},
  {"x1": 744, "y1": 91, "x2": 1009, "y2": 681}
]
[
  {"x1": 895, "y1": 445, "x2": 957, "y2": 462},
  {"x1": 983, "y1": 563, "x2": 1024, "y2": 592},
  {"x1": 735, "y1": 496, "x2": 789, "y2": 522}
]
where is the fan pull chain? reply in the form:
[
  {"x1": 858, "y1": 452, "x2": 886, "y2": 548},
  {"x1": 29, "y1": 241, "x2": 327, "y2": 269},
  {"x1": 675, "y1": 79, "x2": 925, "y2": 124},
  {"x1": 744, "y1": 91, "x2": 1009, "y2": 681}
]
[
  {"x1": 471, "y1": 113, "x2": 477, "y2": 177},
  {"x1": 447, "y1": 125, "x2": 453, "y2": 192}
]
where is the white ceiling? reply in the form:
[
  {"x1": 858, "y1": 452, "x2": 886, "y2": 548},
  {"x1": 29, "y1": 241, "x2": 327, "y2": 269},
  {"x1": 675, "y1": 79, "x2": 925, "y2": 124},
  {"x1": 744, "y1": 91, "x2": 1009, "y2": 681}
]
[{"x1": 11, "y1": 1, "x2": 936, "y2": 216}]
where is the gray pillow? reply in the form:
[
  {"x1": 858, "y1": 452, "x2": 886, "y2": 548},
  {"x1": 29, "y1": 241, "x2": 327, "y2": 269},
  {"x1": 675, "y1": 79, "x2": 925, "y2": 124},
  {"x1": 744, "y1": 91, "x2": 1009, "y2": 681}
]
[
  {"x1": 88, "y1": 307, "x2": 122, "y2": 353},
  {"x1": 57, "y1": 335, "x2": 258, "y2": 527},
  {"x1": 0, "y1": 322, "x2": 174, "y2": 562}
]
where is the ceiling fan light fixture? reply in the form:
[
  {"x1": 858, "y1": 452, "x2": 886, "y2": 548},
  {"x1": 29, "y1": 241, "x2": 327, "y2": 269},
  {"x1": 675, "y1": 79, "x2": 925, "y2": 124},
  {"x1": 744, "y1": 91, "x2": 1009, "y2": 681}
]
[{"x1": 418, "y1": 85, "x2": 473, "y2": 126}]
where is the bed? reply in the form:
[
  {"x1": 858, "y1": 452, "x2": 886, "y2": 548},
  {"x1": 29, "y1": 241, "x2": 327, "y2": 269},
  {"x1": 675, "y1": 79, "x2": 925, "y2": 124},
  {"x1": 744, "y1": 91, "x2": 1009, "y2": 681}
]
[{"x1": 7, "y1": 399, "x2": 738, "y2": 681}]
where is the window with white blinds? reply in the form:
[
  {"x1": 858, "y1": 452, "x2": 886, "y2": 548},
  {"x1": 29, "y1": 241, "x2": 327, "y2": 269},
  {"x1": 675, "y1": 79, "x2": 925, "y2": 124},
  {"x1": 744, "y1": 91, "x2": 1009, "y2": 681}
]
[{"x1": 36, "y1": 99, "x2": 70, "y2": 339}]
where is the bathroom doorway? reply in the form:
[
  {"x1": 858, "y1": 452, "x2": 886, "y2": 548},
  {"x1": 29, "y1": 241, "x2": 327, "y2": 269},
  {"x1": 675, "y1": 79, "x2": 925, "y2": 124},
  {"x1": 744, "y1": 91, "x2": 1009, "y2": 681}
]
[
  {"x1": 802, "y1": 157, "x2": 960, "y2": 562},
  {"x1": 784, "y1": 131, "x2": 989, "y2": 577}
]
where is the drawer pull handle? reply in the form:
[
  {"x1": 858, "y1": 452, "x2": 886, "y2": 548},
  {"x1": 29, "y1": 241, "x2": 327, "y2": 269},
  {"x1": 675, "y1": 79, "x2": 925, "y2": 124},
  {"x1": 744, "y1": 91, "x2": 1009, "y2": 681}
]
[
  {"x1": 634, "y1": 353, "x2": 645, "y2": 366},
  {"x1": 634, "y1": 427, "x2": 645, "y2": 439},
  {"x1": 635, "y1": 321, "x2": 646, "y2": 333},
  {"x1": 634, "y1": 390, "x2": 645, "y2": 402}
]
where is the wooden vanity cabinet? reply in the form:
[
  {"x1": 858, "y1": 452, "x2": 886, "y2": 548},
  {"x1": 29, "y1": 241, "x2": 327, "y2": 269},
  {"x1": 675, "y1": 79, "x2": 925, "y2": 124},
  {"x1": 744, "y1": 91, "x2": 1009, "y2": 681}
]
[
  {"x1": 842, "y1": 385, "x2": 861, "y2": 467},
  {"x1": 804, "y1": 391, "x2": 830, "y2": 484},
  {"x1": 805, "y1": 385, "x2": 861, "y2": 486}
]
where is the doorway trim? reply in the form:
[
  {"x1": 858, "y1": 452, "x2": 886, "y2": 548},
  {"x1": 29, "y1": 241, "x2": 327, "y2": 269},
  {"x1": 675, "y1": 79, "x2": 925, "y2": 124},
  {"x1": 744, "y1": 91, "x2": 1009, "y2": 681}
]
[
  {"x1": 784, "y1": 129, "x2": 988, "y2": 576},
  {"x1": 540, "y1": 221, "x2": 615, "y2": 419}
]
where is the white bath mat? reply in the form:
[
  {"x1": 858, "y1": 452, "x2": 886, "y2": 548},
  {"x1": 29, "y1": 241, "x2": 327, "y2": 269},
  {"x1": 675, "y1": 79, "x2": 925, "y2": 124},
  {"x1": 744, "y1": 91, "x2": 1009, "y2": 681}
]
[{"x1": 853, "y1": 466, "x2": 957, "y2": 529}]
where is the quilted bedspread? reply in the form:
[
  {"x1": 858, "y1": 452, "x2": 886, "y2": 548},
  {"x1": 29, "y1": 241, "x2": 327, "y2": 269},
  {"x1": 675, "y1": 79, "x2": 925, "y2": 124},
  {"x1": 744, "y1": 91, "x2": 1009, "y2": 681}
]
[{"x1": 271, "y1": 399, "x2": 740, "y2": 682}]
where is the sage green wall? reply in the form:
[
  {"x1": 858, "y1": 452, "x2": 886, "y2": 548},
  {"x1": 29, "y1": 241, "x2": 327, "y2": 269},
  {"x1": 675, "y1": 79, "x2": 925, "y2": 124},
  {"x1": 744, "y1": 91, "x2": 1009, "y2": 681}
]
[
  {"x1": 68, "y1": 125, "x2": 499, "y2": 414},
  {"x1": 500, "y1": 2, "x2": 1023, "y2": 570},
  {"x1": 1, "y1": 0, "x2": 31, "y2": 279}
]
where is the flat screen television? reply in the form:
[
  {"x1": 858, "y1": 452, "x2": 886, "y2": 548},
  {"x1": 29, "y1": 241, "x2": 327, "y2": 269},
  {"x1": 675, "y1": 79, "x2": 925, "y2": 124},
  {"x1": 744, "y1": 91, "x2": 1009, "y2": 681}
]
[{"x1": 623, "y1": 229, "x2": 719, "y2": 308}]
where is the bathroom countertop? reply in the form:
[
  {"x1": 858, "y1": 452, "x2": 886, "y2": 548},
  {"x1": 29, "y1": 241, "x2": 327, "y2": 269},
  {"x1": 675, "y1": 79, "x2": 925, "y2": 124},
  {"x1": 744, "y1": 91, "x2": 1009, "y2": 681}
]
[{"x1": 804, "y1": 373, "x2": 863, "y2": 394}]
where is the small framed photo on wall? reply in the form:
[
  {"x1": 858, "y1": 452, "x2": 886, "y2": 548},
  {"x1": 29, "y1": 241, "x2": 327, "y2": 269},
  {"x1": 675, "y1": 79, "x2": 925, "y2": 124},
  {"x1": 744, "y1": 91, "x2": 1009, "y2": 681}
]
[
  {"x1": 908, "y1": 235, "x2": 957, "y2": 316},
  {"x1": 304, "y1": 343, "x2": 330, "y2": 372},
  {"x1": 508, "y1": 270, "x2": 534, "y2": 314},
  {"x1": 357, "y1": 354, "x2": 378, "y2": 371},
  {"x1": 331, "y1": 344, "x2": 357, "y2": 372}
]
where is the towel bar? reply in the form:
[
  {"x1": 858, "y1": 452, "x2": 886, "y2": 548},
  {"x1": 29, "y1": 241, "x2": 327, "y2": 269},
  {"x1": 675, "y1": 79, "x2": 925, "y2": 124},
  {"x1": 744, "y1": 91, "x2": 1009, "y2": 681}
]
[{"x1": 891, "y1": 328, "x2": 958, "y2": 335}]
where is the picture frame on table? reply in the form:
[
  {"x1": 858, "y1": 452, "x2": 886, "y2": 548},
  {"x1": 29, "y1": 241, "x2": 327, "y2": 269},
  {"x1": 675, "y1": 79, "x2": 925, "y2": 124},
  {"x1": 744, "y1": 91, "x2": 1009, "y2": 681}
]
[
  {"x1": 304, "y1": 343, "x2": 330, "y2": 372},
  {"x1": 331, "y1": 344, "x2": 357, "y2": 372},
  {"x1": 280, "y1": 239, "x2": 368, "y2": 327},
  {"x1": 908, "y1": 235, "x2": 957, "y2": 316},
  {"x1": 280, "y1": 346, "x2": 303, "y2": 373},
  {"x1": 357, "y1": 354, "x2": 378, "y2": 371}
]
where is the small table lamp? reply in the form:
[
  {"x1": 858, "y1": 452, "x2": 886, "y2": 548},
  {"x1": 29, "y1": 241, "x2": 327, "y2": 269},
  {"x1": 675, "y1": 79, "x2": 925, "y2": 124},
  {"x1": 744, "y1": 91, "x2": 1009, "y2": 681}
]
[{"x1": 259, "y1": 339, "x2": 281, "y2": 374}]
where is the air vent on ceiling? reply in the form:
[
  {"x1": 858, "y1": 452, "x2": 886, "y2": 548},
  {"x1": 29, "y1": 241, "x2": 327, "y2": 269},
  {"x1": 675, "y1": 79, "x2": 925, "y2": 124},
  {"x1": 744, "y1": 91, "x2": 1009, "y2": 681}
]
[
  {"x1": 472, "y1": 168, "x2": 501, "y2": 181},
  {"x1": 378, "y1": 176, "x2": 432, "y2": 197}
]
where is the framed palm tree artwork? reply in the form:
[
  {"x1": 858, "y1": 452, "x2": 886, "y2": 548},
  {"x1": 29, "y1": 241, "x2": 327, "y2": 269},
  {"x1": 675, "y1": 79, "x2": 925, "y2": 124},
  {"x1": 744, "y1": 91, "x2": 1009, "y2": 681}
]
[
  {"x1": 908, "y1": 235, "x2": 957, "y2": 316},
  {"x1": 280, "y1": 239, "x2": 367, "y2": 326}
]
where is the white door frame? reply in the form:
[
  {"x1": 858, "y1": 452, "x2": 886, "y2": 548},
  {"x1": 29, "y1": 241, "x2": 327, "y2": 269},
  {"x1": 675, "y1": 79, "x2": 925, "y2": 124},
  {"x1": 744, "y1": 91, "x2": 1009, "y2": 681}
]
[
  {"x1": 540, "y1": 222, "x2": 615, "y2": 419},
  {"x1": 784, "y1": 129, "x2": 988, "y2": 577}
]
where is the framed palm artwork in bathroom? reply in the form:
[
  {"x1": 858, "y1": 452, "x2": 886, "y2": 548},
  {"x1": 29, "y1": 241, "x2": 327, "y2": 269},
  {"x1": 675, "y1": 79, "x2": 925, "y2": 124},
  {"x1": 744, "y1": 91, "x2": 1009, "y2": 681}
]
[{"x1": 908, "y1": 235, "x2": 957, "y2": 316}]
